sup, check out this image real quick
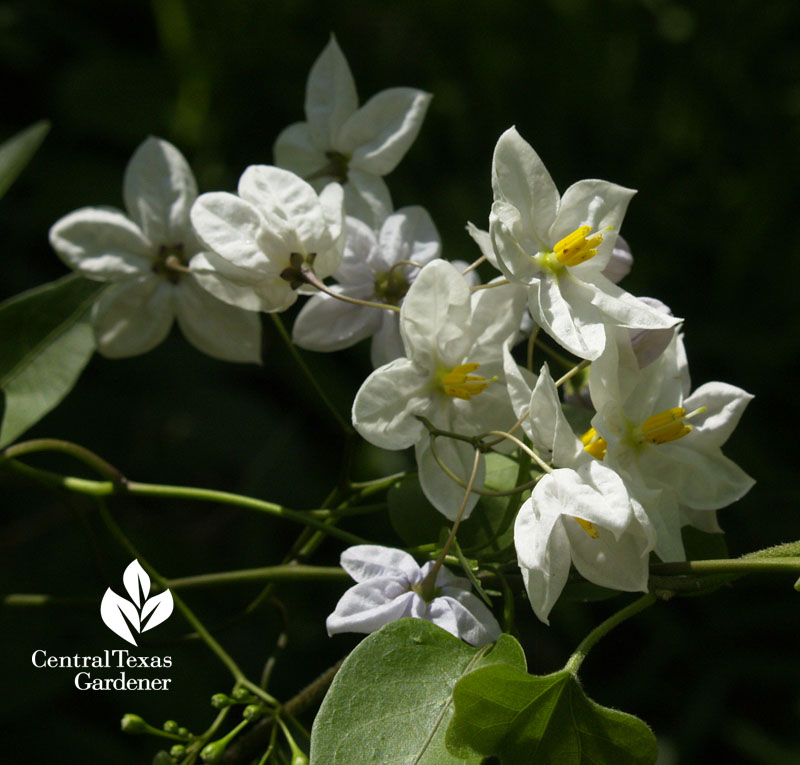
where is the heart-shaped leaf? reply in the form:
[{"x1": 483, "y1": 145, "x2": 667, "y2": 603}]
[
  {"x1": 310, "y1": 619, "x2": 526, "y2": 764},
  {"x1": 0, "y1": 120, "x2": 50, "y2": 200},
  {"x1": 446, "y1": 664, "x2": 658, "y2": 764}
]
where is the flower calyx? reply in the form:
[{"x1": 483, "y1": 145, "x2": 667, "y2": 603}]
[
  {"x1": 152, "y1": 242, "x2": 189, "y2": 284},
  {"x1": 280, "y1": 252, "x2": 318, "y2": 290}
]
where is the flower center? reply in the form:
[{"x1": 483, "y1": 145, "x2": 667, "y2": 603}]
[
  {"x1": 574, "y1": 517, "x2": 600, "y2": 539},
  {"x1": 436, "y1": 362, "x2": 493, "y2": 400},
  {"x1": 374, "y1": 268, "x2": 410, "y2": 306},
  {"x1": 280, "y1": 252, "x2": 317, "y2": 290},
  {"x1": 580, "y1": 405, "x2": 706, "y2": 458},
  {"x1": 553, "y1": 225, "x2": 604, "y2": 267},
  {"x1": 152, "y1": 242, "x2": 188, "y2": 284}
]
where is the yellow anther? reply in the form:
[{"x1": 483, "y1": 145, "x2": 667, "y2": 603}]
[
  {"x1": 439, "y1": 362, "x2": 492, "y2": 400},
  {"x1": 580, "y1": 427, "x2": 608, "y2": 460},
  {"x1": 554, "y1": 225, "x2": 604, "y2": 267},
  {"x1": 575, "y1": 517, "x2": 600, "y2": 539},
  {"x1": 640, "y1": 406, "x2": 692, "y2": 445}
]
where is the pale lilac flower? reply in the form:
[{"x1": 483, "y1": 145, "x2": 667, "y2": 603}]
[{"x1": 327, "y1": 545, "x2": 501, "y2": 646}]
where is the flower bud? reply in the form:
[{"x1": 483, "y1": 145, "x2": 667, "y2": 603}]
[
  {"x1": 177, "y1": 727, "x2": 189, "y2": 738},
  {"x1": 232, "y1": 687, "x2": 252, "y2": 702},
  {"x1": 242, "y1": 704, "x2": 263, "y2": 721},
  {"x1": 169, "y1": 744, "x2": 187, "y2": 759},
  {"x1": 200, "y1": 740, "x2": 227, "y2": 763},
  {"x1": 163, "y1": 720, "x2": 179, "y2": 734},
  {"x1": 291, "y1": 753, "x2": 310, "y2": 765},
  {"x1": 120, "y1": 713, "x2": 147, "y2": 734},
  {"x1": 210, "y1": 693, "x2": 231, "y2": 709}
]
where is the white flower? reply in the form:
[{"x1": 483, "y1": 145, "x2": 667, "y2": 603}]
[
  {"x1": 326, "y1": 545, "x2": 501, "y2": 647},
  {"x1": 516, "y1": 465, "x2": 655, "y2": 624},
  {"x1": 292, "y1": 206, "x2": 440, "y2": 368},
  {"x1": 587, "y1": 329, "x2": 755, "y2": 561},
  {"x1": 352, "y1": 260, "x2": 525, "y2": 519},
  {"x1": 503, "y1": 353, "x2": 655, "y2": 623},
  {"x1": 489, "y1": 127, "x2": 679, "y2": 360},
  {"x1": 274, "y1": 35, "x2": 432, "y2": 226},
  {"x1": 49, "y1": 138, "x2": 262, "y2": 361},
  {"x1": 189, "y1": 166, "x2": 344, "y2": 314}
]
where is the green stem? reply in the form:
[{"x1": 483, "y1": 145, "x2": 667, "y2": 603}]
[
  {"x1": 96, "y1": 501, "x2": 278, "y2": 707},
  {"x1": 1, "y1": 438, "x2": 125, "y2": 483},
  {"x1": 554, "y1": 359, "x2": 590, "y2": 388},
  {"x1": 534, "y1": 338, "x2": 575, "y2": 370},
  {"x1": 650, "y1": 558, "x2": 800, "y2": 576},
  {"x1": 269, "y1": 313, "x2": 354, "y2": 434},
  {"x1": 1, "y1": 459, "x2": 369, "y2": 546},
  {"x1": 564, "y1": 594, "x2": 656, "y2": 675},
  {"x1": 165, "y1": 565, "x2": 349, "y2": 590}
]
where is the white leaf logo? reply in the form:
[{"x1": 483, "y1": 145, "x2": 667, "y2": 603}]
[{"x1": 100, "y1": 560, "x2": 174, "y2": 645}]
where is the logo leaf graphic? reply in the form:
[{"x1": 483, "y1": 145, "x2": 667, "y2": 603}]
[
  {"x1": 123, "y1": 559, "x2": 150, "y2": 607},
  {"x1": 100, "y1": 589, "x2": 140, "y2": 646},
  {"x1": 141, "y1": 590, "x2": 174, "y2": 632}
]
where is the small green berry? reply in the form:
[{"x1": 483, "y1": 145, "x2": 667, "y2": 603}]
[
  {"x1": 177, "y1": 727, "x2": 189, "y2": 738},
  {"x1": 200, "y1": 740, "x2": 227, "y2": 763},
  {"x1": 169, "y1": 744, "x2": 186, "y2": 758},
  {"x1": 163, "y1": 720, "x2": 179, "y2": 734},
  {"x1": 120, "y1": 713, "x2": 147, "y2": 734},
  {"x1": 242, "y1": 704, "x2": 263, "y2": 721},
  {"x1": 210, "y1": 692, "x2": 230, "y2": 708}
]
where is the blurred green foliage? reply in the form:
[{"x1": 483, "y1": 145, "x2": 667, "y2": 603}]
[{"x1": 1, "y1": 0, "x2": 799, "y2": 762}]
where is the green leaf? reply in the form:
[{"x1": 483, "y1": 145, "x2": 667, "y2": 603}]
[
  {"x1": 310, "y1": 619, "x2": 526, "y2": 764},
  {"x1": 0, "y1": 274, "x2": 104, "y2": 448},
  {"x1": 446, "y1": 664, "x2": 658, "y2": 765},
  {"x1": 0, "y1": 121, "x2": 50, "y2": 200}
]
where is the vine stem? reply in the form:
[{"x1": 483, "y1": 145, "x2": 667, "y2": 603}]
[
  {"x1": 649, "y1": 557, "x2": 800, "y2": 576},
  {"x1": 299, "y1": 265, "x2": 400, "y2": 313},
  {"x1": 1, "y1": 459, "x2": 369, "y2": 546},
  {"x1": 0, "y1": 438, "x2": 125, "y2": 483},
  {"x1": 164, "y1": 565, "x2": 350, "y2": 590},
  {"x1": 95, "y1": 500, "x2": 278, "y2": 707},
  {"x1": 564, "y1": 594, "x2": 656, "y2": 675}
]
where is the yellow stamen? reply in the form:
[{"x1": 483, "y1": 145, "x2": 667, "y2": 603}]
[
  {"x1": 640, "y1": 406, "x2": 691, "y2": 444},
  {"x1": 554, "y1": 225, "x2": 604, "y2": 267},
  {"x1": 439, "y1": 362, "x2": 493, "y2": 400},
  {"x1": 575, "y1": 517, "x2": 600, "y2": 539},
  {"x1": 580, "y1": 427, "x2": 608, "y2": 460}
]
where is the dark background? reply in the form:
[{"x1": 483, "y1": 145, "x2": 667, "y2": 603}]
[{"x1": 1, "y1": 0, "x2": 799, "y2": 762}]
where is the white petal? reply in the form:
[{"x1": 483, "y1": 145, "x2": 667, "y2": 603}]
[
  {"x1": 191, "y1": 192, "x2": 281, "y2": 273},
  {"x1": 91, "y1": 276, "x2": 174, "y2": 358},
  {"x1": 174, "y1": 278, "x2": 261, "y2": 362},
  {"x1": 335, "y1": 216, "x2": 380, "y2": 285},
  {"x1": 501, "y1": 343, "x2": 535, "y2": 437},
  {"x1": 492, "y1": 127, "x2": 559, "y2": 237},
  {"x1": 123, "y1": 137, "x2": 197, "y2": 245},
  {"x1": 369, "y1": 312, "x2": 405, "y2": 368},
  {"x1": 345, "y1": 169, "x2": 393, "y2": 227},
  {"x1": 465, "y1": 221, "x2": 501, "y2": 271},
  {"x1": 489, "y1": 204, "x2": 544, "y2": 284},
  {"x1": 378, "y1": 206, "x2": 441, "y2": 268},
  {"x1": 400, "y1": 260, "x2": 472, "y2": 368},
  {"x1": 326, "y1": 582, "x2": 422, "y2": 636},
  {"x1": 469, "y1": 279, "x2": 526, "y2": 352},
  {"x1": 415, "y1": 437, "x2": 484, "y2": 521},
  {"x1": 189, "y1": 250, "x2": 277, "y2": 312},
  {"x1": 683, "y1": 381, "x2": 753, "y2": 450},
  {"x1": 341, "y1": 88, "x2": 432, "y2": 175},
  {"x1": 352, "y1": 357, "x2": 431, "y2": 449},
  {"x1": 273, "y1": 122, "x2": 327, "y2": 177},
  {"x1": 238, "y1": 166, "x2": 331, "y2": 254},
  {"x1": 292, "y1": 287, "x2": 381, "y2": 352},
  {"x1": 340, "y1": 545, "x2": 421, "y2": 583},
  {"x1": 551, "y1": 180, "x2": 635, "y2": 273},
  {"x1": 428, "y1": 594, "x2": 501, "y2": 646},
  {"x1": 528, "y1": 363, "x2": 585, "y2": 466},
  {"x1": 305, "y1": 35, "x2": 359, "y2": 148},
  {"x1": 49, "y1": 207, "x2": 152, "y2": 279},
  {"x1": 602, "y1": 235, "x2": 633, "y2": 284},
  {"x1": 514, "y1": 495, "x2": 570, "y2": 624}
]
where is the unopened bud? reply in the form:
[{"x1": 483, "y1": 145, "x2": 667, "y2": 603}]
[
  {"x1": 169, "y1": 744, "x2": 187, "y2": 759},
  {"x1": 232, "y1": 687, "x2": 252, "y2": 702},
  {"x1": 210, "y1": 693, "x2": 231, "y2": 709},
  {"x1": 177, "y1": 727, "x2": 189, "y2": 738},
  {"x1": 200, "y1": 740, "x2": 227, "y2": 763},
  {"x1": 242, "y1": 704, "x2": 263, "y2": 721},
  {"x1": 120, "y1": 713, "x2": 147, "y2": 734},
  {"x1": 163, "y1": 720, "x2": 179, "y2": 734}
]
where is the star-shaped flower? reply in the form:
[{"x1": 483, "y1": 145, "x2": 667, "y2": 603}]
[
  {"x1": 49, "y1": 137, "x2": 261, "y2": 361},
  {"x1": 274, "y1": 35, "x2": 432, "y2": 226},
  {"x1": 352, "y1": 260, "x2": 526, "y2": 519},
  {"x1": 327, "y1": 545, "x2": 501, "y2": 647},
  {"x1": 292, "y1": 206, "x2": 441, "y2": 367},
  {"x1": 489, "y1": 127, "x2": 679, "y2": 360},
  {"x1": 189, "y1": 166, "x2": 344, "y2": 314},
  {"x1": 586, "y1": 328, "x2": 755, "y2": 560}
]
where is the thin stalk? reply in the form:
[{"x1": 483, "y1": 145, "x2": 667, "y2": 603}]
[
  {"x1": 650, "y1": 558, "x2": 800, "y2": 576},
  {"x1": 479, "y1": 430, "x2": 552, "y2": 474},
  {"x1": 526, "y1": 325, "x2": 540, "y2": 373},
  {"x1": 165, "y1": 565, "x2": 349, "y2": 590},
  {"x1": 534, "y1": 338, "x2": 575, "y2": 369},
  {"x1": 1, "y1": 438, "x2": 125, "y2": 483},
  {"x1": 299, "y1": 265, "x2": 399, "y2": 312},
  {"x1": 555, "y1": 359, "x2": 590, "y2": 387},
  {"x1": 564, "y1": 594, "x2": 656, "y2": 674},
  {"x1": 470, "y1": 279, "x2": 510, "y2": 291}
]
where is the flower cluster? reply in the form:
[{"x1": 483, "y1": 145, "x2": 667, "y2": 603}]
[{"x1": 47, "y1": 37, "x2": 753, "y2": 644}]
